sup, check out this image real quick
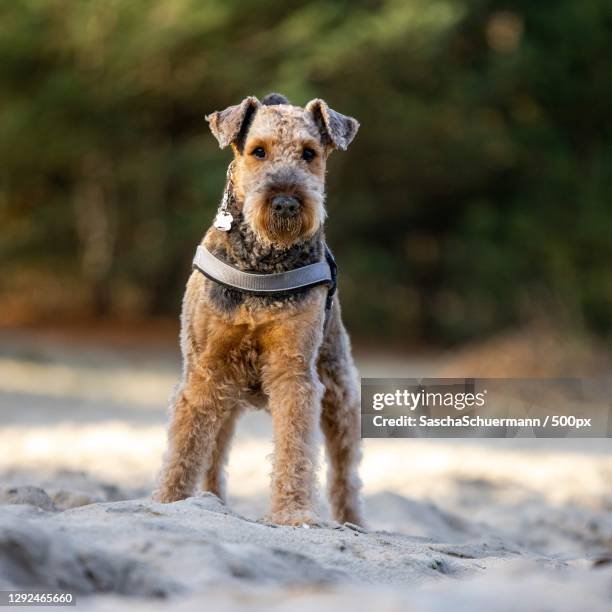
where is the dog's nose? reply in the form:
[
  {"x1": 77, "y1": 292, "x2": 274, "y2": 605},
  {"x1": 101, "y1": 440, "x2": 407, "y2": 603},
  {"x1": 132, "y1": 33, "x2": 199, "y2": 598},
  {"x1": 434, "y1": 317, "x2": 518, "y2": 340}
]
[{"x1": 271, "y1": 195, "x2": 300, "y2": 218}]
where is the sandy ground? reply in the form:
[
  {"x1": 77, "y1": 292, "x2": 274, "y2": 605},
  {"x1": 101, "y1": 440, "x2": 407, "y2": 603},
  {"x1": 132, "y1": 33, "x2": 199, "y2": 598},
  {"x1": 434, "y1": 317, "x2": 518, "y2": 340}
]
[{"x1": 1, "y1": 330, "x2": 611, "y2": 611}]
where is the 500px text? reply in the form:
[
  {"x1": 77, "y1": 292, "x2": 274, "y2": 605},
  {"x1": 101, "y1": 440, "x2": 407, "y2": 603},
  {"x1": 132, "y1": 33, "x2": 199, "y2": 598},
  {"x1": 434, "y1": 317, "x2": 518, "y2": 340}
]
[{"x1": 372, "y1": 414, "x2": 593, "y2": 429}]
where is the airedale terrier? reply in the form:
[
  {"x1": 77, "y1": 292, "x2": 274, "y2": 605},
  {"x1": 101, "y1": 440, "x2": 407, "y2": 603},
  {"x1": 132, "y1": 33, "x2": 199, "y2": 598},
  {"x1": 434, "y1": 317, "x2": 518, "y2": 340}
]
[{"x1": 154, "y1": 93, "x2": 363, "y2": 526}]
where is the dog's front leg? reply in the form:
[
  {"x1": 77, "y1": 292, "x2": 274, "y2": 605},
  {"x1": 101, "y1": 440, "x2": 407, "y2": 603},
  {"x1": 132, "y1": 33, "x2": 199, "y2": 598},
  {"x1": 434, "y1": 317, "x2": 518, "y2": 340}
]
[
  {"x1": 154, "y1": 367, "x2": 230, "y2": 503},
  {"x1": 261, "y1": 312, "x2": 325, "y2": 526},
  {"x1": 267, "y1": 366, "x2": 324, "y2": 526}
]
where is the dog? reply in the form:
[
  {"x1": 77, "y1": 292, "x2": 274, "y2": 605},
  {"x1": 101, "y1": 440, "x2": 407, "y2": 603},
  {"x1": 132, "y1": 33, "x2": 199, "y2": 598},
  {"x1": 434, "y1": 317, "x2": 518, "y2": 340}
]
[{"x1": 154, "y1": 93, "x2": 363, "y2": 526}]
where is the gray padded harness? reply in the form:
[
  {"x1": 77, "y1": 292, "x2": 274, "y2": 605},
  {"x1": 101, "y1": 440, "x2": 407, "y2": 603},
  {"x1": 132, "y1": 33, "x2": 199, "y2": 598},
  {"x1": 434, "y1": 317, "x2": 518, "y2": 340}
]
[{"x1": 193, "y1": 244, "x2": 338, "y2": 312}]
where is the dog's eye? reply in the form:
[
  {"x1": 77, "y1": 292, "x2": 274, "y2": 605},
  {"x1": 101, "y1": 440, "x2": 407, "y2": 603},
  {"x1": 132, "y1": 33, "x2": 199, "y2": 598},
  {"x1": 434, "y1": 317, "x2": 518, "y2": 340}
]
[
  {"x1": 302, "y1": 148, "x2": 316, "y2": 162},
  {"x1": 251, "y1": 146, "x2": 266, "y2": 159}
]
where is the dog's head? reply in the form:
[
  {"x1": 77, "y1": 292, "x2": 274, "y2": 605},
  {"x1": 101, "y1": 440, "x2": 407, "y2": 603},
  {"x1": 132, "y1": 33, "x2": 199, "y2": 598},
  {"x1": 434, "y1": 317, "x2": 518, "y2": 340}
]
[{"x1": 206, "y1": 93, "x2": 359, "y2": 247}]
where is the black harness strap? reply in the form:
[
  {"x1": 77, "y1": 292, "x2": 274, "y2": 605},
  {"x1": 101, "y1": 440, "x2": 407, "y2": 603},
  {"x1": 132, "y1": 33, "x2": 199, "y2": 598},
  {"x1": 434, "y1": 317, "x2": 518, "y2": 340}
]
[{"x1": 324, "y1": 245, "x2": 337, "y2": 313}]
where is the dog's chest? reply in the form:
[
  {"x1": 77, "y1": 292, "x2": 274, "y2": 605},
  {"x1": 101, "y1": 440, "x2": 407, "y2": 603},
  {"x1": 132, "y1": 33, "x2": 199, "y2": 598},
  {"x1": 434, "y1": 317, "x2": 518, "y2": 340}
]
[
  {"x1": 207, "y1": 311, "x2": 264, "y2": 379},
  {"x1": 209, "y1": 283, "x2": 311, "y2": 317},
  {"x1": 204, "y1": 224, "x2": 324, "y2": 317}
]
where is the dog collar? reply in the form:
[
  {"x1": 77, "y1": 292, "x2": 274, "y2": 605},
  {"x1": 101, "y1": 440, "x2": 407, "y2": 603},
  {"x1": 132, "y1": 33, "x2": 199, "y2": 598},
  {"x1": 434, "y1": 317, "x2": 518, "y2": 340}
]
[{"x1": 193, "y1": 245, "x2": 337, "y2": 308}]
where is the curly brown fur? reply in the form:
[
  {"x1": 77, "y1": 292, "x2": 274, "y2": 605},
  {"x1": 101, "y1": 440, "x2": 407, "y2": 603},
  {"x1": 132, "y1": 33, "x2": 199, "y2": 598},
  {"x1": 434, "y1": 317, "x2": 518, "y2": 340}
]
[{"x1": 154, "y1": 94, "x2": 363, "y2": 526}]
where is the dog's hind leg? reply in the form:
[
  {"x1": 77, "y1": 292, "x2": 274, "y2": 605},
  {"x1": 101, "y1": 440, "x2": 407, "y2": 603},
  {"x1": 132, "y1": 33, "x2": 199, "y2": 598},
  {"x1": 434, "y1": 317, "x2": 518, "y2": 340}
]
[
  {"x1": 201, "y1": 405, "x2": 241, "y2": 502},
  {"x1": 318, "y1": 303, "x2": 364, "y2": 526}
]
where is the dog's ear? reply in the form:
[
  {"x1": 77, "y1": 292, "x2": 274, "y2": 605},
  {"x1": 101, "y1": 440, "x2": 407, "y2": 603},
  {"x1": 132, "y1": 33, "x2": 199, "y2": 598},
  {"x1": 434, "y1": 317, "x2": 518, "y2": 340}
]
[
  {"x1": 305, "y1": 99, "x2": 359, "y2": 151},
  {"x1": 206, "y1": 96, "x2": 260, "y2": 150}
]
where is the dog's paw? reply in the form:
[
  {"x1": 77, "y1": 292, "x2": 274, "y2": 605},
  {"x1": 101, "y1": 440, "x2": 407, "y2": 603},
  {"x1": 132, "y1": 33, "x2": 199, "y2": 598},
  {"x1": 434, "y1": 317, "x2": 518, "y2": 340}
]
[
  {"x1": 268, "y1": 509, "x2": 324, "y2": 528},
  {"x1": 151, "y1": 489, "x2": 188, "y2": 504}
]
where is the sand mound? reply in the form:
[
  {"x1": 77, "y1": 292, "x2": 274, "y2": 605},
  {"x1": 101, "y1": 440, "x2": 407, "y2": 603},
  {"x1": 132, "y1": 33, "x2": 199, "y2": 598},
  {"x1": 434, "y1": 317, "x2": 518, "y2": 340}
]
[{"x1": 1, "y1": 487, "x2": 611, "y2": 611}]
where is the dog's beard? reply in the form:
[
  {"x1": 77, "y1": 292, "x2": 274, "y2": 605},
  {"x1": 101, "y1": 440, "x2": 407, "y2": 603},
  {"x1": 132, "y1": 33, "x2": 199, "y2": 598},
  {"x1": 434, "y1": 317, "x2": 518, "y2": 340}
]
[
  {"x1": 266, "y1": 211, "x2": 303, "y2": 245},
  {"x1": 244, "y1": 191, "x2": 325, "y2": 247}
]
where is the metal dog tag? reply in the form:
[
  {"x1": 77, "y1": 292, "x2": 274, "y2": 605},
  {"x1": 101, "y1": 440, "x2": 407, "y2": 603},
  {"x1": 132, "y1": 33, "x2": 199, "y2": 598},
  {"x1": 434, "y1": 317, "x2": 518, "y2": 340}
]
[{"x1": 214, "y1": 210, "x2": 233, "y2": 231}]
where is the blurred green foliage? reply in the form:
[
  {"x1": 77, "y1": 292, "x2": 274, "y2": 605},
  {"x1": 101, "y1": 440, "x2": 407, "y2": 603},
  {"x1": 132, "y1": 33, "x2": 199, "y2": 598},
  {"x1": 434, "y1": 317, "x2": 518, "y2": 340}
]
[{"x1": 1, "y1": 0, "x2": 611, "y2": 344}]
